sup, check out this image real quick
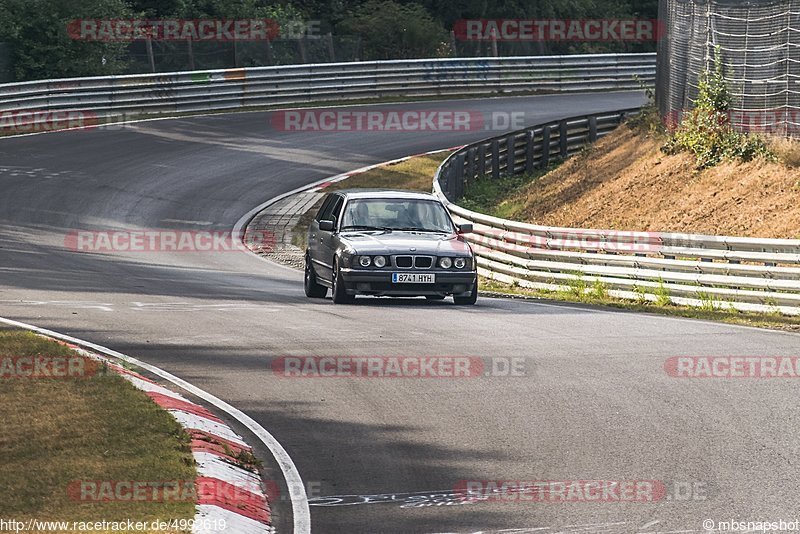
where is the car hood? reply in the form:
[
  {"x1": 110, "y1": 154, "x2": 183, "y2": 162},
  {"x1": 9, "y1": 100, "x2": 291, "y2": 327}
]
[{"x1": 341, "y1": 231, "x2": 472, "y2": 256}]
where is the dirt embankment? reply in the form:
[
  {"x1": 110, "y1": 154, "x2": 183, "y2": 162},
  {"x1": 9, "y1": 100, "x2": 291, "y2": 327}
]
[{"x1": 500, "y1": 126, "x2": 800, "y2": 238}]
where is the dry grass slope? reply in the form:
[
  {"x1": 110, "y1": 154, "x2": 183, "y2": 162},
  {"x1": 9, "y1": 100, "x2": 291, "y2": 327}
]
[{"x1": 496, "y1": 126, "x2": 800, "y2": 238}]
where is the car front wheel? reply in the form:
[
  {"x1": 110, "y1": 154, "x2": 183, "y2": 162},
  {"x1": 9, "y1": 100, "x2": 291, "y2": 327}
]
[
  {"x1": 453, "y1": 281, "x2": 478, "y2": 305},
  {"x1": 331, "y1": 258, "x2": 355, "y2": 304},
  {"x1": 304, "y1": 255, "x2": 327, "y2": 298}
]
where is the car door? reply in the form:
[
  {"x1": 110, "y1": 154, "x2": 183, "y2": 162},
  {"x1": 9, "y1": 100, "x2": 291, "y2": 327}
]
[
  {"x1": 309, "y1": 194, "x2": 336, "y2": 279},
  {"x1": 318, "y1": 195, "x2": 345, "y2": 282}
]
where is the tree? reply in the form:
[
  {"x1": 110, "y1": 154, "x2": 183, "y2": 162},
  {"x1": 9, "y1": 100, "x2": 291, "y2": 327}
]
[
  {"x1": 0, "y1": 0, "x2": 132, "y2": 80},
  {"x1": 338, "y1": 1, "x2": 447, "y2": 60}
]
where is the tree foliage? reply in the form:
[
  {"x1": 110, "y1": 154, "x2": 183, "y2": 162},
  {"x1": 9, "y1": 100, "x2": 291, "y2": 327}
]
[
  {"x1": 337, "y1": 1, "x2": 447, "y2": 60},
  {"x1": 0, "y1": 0, "x2": 133, "y2": 80},
  {"x1": 0, "y1": 0, "x2": 661, "y2": 81}
]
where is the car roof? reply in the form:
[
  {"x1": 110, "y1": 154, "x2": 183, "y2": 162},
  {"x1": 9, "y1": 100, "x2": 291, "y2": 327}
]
[{"x1": 333, "y1": 189, "x2": 439, "y2": 201}]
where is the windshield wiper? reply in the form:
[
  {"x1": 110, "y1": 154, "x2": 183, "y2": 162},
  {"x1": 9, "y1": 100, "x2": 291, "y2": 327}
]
[
  {"x1": 395, "y1": 227, "x2": 449, "y2": 233},
  {"x1": 341, "y1": 225, "x2": 393, "y2": 233}
]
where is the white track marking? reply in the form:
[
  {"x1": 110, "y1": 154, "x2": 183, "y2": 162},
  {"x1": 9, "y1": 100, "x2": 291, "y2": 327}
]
[{"x1": 0, "y1": 316, "x2": 310, "y2": 534}]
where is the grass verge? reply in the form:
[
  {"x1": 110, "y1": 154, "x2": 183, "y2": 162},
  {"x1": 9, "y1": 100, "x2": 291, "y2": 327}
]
[
  {"x1": 458, "y1": 163, "x2": 558, "y2": 218},
  {"x1": 481, "y1": 278, "x2": 800, "y2": 333},
  {"x1": 0, "y1": 329, "x2": 195, "y2": 530}
]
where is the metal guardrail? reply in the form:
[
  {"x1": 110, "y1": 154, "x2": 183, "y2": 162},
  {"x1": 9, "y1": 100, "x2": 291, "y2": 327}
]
[
  {"x1": 433, "y1": 110, "x2": 800, "y2": 315},
  {"x1": 0, "y1": 54, "x2": 655, "y2": 122}
]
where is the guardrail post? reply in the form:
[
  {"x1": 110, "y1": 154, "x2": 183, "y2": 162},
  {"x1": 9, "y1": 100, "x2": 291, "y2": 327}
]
[
  {"x1": 588, "y1": 116, "x2": 598, "y2": 143},
  {"x1": 466, "y1": 147, "x2": 476, "y2": 181},
  {"x1": 454, "y1": 153, "x2": 466, "y2": 199},
  {"x1": 477, "y1": 144, "x2": 487, "y2": 177},
  {"x1": 491, "y1": 140, "x2": 500, "y2": 180},
  {"x1": 541, "y1": 126, "x2": 551, "y2": 168},
  {"x1": 445, "y1": 166, "x2": 457, "y2": 200},
  {"x1": 525, "y1": 130, "x2": 536, "y2": 174},
  {"x1": 506, "y1": 135, "x2": 516, "y2": 175},
  {"x1": 559, "y1": 120, "x2": 568, "y2": 158}
]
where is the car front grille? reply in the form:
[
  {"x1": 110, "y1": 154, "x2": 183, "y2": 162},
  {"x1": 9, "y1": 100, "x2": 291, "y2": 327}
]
[
  {"x1": 395, "y1": 255, "x2": 413, "y2": 268},
  {"x1": 414, "y1": 257, "x2": 433, "y2": 268},
  {"x1": 393, "y1": 255, "x2": 434, "y2": 269}
]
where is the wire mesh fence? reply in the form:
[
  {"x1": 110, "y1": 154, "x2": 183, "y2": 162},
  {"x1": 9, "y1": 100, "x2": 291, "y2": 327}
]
[
  {"x1": 90, "y1": 36, "x2": 655, "y2": 76},
  {"x1": 124, "y1": 36, "x2": 365, "y2": 73},
  {"x1": 658, "y1": 0, "x2": 800, "y2": 136}
]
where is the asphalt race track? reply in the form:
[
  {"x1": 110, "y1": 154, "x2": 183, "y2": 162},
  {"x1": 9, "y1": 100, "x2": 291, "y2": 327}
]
[{"x1": 2, "y1": 91, "x2": 800, "y2": 533}]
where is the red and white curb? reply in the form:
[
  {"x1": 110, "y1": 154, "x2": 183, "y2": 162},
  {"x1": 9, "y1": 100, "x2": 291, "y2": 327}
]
[
  {"x1": 0, "y1": 317, "x2": 310, "y2": 534},
  {"x1": 68, "y1": 345, "x2": 275, "y2": 534}
]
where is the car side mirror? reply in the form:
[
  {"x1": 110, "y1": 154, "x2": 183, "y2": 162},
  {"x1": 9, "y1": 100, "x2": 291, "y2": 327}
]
[
  {"x1": 458, "y1": 223, "x2": 473, "y2": 234},
  {"x1": 319, "y1": 219, "x2": 335, "y2": 232}
]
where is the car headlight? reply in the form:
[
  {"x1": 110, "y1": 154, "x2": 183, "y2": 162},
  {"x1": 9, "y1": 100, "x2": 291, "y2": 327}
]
[
  {"x1": 439, "y1": 257, "x2": 453, "y2": 269},
  {"x1": 373, "y1": 255, "x2": 387, "y2": 268},
  {"x1": 454, "y1": 258, "x2": 466, "y2": 269},
  {"x1": 359, "y1": 256, "x2": 372, "y2": 268}
]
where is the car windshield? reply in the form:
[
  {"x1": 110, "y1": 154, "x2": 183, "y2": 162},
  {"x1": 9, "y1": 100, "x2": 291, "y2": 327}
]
[{"x1": 340, "y1": 198, "x2": 455, "y2": 233}]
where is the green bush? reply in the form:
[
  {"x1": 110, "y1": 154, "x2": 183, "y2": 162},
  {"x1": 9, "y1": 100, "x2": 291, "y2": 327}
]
[{"x1": 663, "y1": 47, "x2": 774, "y2": 169}]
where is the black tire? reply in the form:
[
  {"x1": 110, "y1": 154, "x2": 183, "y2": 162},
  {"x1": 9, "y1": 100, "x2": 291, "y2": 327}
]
[
  {"x1": 331, "y1": 258, "x2": 355, "y2": 304},
  {"x1": 304, "y1": 255, "x2": 327, "y2": 298},
  {"x1": 425, "y1": 295, "x2": 446, "y2": 301},
  {"x1": 453, "y1": 281, "x2": 478, "y2": 305}
]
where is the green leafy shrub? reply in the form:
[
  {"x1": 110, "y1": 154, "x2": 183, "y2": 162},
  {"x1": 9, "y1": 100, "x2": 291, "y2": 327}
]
[{"x1": 663, "y1": 47, "x2": 774, "y2": 169}]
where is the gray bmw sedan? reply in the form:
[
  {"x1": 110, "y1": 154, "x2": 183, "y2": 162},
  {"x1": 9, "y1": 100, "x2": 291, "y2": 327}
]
[{"x1": 304, "y1": 190, "x2": 477, "y2": 304}]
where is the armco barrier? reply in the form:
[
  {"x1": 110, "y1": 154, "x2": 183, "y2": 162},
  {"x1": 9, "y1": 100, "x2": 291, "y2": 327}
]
[
  {"x1": 0, "y1": 54, "x2": 654, "y2": 123},
  {"x1": 433, "y1": 110, "x2": 800, "y2": 315}
]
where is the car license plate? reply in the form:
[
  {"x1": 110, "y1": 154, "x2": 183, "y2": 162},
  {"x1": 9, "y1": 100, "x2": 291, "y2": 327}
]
[{"x1": 392, "y1": 273, "x2": 435, "y2": 284}]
